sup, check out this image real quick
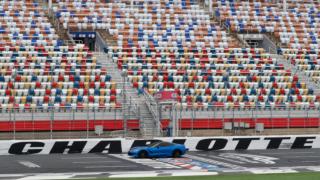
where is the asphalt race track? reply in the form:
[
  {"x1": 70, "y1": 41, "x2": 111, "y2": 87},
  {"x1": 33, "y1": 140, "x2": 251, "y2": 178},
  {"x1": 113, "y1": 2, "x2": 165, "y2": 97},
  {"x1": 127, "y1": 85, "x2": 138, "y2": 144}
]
[{"x1": 0, "y1": 149, "x2": 320, "y2": 179}]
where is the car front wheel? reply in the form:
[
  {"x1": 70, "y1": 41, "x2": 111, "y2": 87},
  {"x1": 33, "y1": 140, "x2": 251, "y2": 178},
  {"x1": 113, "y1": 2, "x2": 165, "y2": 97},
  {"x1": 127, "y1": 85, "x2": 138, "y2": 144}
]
[{"x1": 138, "y1": 150, "x2": 148, "y2": 158}]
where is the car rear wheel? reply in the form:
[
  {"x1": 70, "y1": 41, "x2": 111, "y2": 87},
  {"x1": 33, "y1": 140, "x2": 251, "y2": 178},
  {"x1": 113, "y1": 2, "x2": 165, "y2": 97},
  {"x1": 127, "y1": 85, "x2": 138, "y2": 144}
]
[
  {"x1": 172, "y1": 150, "x2": 181, "y2": 158},
  {"x1": 138, "y1": 151, "x2": 148, "y2": 158}
]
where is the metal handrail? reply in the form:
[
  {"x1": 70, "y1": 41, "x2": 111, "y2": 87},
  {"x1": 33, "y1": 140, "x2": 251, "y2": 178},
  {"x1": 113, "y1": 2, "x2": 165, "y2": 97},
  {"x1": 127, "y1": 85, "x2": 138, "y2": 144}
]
[{"x1": 143, "y1": 90, "x2": 164, "y2": 136}]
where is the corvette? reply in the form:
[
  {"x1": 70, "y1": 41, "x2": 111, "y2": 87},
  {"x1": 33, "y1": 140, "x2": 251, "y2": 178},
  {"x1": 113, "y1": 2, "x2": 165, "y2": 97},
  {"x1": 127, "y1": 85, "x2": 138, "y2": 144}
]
[{"x1": 128, "y1": 141, "x2": 188, "y2": 158}]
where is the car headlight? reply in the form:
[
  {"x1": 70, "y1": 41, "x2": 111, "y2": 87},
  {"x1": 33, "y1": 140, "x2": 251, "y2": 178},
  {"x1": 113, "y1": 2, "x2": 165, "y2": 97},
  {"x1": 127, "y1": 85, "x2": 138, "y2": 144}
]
[{"x1": 130, "y1": 148, "x2": 139, "y2": 152}]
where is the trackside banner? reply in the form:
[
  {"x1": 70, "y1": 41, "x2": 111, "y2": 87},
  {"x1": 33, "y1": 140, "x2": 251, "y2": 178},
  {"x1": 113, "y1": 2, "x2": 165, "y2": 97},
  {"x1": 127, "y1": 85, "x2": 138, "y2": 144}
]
[{"x1": 1, "y1": 135, "x2": 320, "y2": 155}]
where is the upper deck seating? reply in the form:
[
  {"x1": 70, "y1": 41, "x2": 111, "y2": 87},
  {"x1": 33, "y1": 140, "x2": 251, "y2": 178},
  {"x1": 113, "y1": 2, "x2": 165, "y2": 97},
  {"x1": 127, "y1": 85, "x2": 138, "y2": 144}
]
[{"x1": 54, "y1": 0, "x2": 319, "y2": 110}]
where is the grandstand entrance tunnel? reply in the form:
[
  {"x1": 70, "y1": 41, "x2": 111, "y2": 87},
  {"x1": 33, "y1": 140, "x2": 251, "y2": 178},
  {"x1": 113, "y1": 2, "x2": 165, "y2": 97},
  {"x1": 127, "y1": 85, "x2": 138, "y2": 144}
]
[{"x1": 70, "y1": 32, "x2": 96, "y2": 51}]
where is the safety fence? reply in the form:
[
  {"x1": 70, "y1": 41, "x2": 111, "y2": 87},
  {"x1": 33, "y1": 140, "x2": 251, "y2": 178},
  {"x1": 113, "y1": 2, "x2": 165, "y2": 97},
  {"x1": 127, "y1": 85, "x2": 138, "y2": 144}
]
[
  {"x1": 0, "y1": 107, "x2": 140, "y2": 140},
  {"x1": 1, "y1": 105, "x2": 320, "y2": 139},
  {"x1": 159, "y1": 105, "x2": 320, "y2": 136}
]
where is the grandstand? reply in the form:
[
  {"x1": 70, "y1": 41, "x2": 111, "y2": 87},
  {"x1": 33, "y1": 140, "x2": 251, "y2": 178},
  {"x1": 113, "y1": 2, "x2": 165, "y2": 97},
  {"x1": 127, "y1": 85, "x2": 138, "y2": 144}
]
[{"x1": 0, "y1": 0, "x2": 319, "y2": 139}]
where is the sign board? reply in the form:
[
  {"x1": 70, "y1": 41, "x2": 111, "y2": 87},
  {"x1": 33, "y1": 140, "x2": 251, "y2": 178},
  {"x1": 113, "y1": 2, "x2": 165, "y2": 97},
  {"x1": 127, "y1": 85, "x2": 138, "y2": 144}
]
[
  {"x1": 154, "y1": 91, "x2": 177, "y2": 102},
  {"x1": 1, "y1": 135, "x2": 320, "y2": 155}
]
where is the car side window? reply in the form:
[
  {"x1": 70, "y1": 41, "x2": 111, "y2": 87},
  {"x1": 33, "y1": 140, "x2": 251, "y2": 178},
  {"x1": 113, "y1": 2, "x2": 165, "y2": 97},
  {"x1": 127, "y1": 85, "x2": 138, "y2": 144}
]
[{"x1": 159, "y1": 142, "x2": 173, "y2": 147}]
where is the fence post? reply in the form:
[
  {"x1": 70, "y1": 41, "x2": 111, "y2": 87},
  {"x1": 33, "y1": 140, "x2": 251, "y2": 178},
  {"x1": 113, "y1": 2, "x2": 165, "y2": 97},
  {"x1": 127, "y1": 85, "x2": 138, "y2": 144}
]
[
  {"x1": 288, "y1": 108, "x2": 291, "y2": 133},
  {"x1": 93, "y1": 109, "x2": 96, "y2": 131},
  {"x1": 270, "y1": 108, "x2": 273, "y2": 132},
  {"x1": 32, "y1": 110, "x2": 34, "y2": 139},
  {"x1": 175, "y1": 105, "x2": 179, "y2": 137},
  {"x1": 252, "y1": 108, "x2": 256, "y2": 135},
  {"x1": 72, "y1": 109, "x2": 75, "y2": 139},
  {"x1": 179, "y1": 106, "x2": 182, "y2": 136},
  {"x1": 306, "y1": 108, "x2": 308, "y2": 130},
  {"x1": 50, "y1": 109, "x2": 54, "y2": 139},
  {"x1": 222, "y1": 108, "x2": 225, "y2": 136},
  {"x1": 232, "y1": 108, "x2": 235, "y2": 135},
  {"x1": 86, "y1": 108, "x2": 89, "y2": 139},
  {"x1": 191, "y1": 108, "x2": 194, "y2": 133},
  {"x1": 318, "y1": 107, "x2": 320, "y2": 129},
  {"x1": 10, "y1": 109, "x2": 15, "y2": 140}
]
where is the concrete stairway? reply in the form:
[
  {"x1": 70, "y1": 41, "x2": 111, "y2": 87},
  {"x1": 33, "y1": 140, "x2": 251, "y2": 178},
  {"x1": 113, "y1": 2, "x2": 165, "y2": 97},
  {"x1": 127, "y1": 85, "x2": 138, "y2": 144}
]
[
  {"x1": 95, "y1": 52, "x2": 160, "y2": 138},
  {"x1": 272, "y1": 54, "x2": 320, "y2": 95},
  {"x1": 96, "y1": 30, "x2": 117, "y2": 46}
]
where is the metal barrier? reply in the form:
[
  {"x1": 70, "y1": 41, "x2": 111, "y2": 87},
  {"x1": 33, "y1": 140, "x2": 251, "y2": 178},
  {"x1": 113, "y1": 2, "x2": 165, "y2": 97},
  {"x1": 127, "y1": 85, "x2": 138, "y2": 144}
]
[
  {"x1": 161, "y1": 105, "x2": 320, "y2": 137},
  {"x1": 0, "y1": 105, "x2": 320, "y2": 140},
  {"x1": 0, "y1": 106, "x2": 140, "y2": 140}
]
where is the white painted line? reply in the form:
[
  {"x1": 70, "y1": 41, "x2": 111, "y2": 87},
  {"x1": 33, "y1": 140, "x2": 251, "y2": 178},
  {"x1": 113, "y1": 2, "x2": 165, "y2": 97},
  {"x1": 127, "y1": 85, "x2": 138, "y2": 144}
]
[
  {"x1": 0, "y1": 174, "x2": 25, "y2": 177},
  {"x1": 61, "y1": 157, "x2": 108, "y2": 160},
  {"x1": 249, "y1": 168, "x2": 298, "y2": 174},
  {"x1": 17, "y1": 175, "x2": 73, "y2": 180},
  {"x1": 72, "y1": 161, "x2": 120, "y2": 164},
  {"x1": 108, "y1": 170, "x2": 218, "y2": 178},
  {"x1": 18, "y1": 161, "x2": 40, "y2": 168},
  {"x1": 109, "y1": 173, "x2": 158, "y2": 178},
  {"x1": 171, "y1": 172, "x2": 218, "y2": 177},
  {"x1": 85, "y1": 165, "x2": 137, "y2": 169},
  {"x1": 261, "y1": 151, "x2": 316, "y2": 155}
]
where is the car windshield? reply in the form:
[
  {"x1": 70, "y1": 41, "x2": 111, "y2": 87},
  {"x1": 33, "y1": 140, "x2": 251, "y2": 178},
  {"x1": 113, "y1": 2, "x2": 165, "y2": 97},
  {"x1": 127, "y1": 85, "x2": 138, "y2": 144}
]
[{"x1": 147, "y1": 142, "x2": 162, "y2": 147}]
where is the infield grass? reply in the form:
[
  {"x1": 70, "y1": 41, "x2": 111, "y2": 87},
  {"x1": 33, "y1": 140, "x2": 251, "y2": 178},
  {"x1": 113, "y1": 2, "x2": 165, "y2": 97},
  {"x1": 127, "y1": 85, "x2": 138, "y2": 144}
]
[{"x1": 89, "y1": 172, "x2": 320, "y2": 180}]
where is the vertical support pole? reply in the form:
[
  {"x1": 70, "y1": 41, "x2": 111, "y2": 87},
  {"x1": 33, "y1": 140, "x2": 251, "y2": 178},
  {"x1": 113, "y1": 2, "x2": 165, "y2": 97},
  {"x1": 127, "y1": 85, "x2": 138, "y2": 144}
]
[
  {"x1": 122, "y1": 71, "x2": 127, "y2": 138},
  {"x1": 222, "y1": 107, "x2": 225, "y2": 136},
  {"x1": 318, "y1": 107, "x2": 320, "y2": 129},
  {"x1": 306, "y1": 108, "x2": 308, "y2": 130},
  {"x1": 270, "y1": 108, "x2": 273, "y2": 132},
  {"x1": 72, "y1": 109, "x2": 75, "y2": 139},
  {"x1": 157, "y1": 103, "x2": 161, "y2": 137},
  {"x1": 86, "y1": 108, "x2": 89, "y2": 139},
  {"x1": 13, "y1": 109, "x2": 16, "y2": 140},
  {"x1": 253, "y1": 108, "x2": 256, "y2": 135},
  {"x1": 9, "y1": 110, "x2": 12, "y2": 139},
  {"x1": 171, "y1": 105, "x2": 175, "y2": 137},
  {"x1": 288, "y1": 108, "x2": 291, "y2": 133},
  {"x1": 232, "y1": 109, "x2": 235, "y2": 135},
  {"x1": 191, "y1": 107, "x2": 194, "y2": 133},
  {"x1": 50, "y1": 109, "x2": 53, "y2": 139},
  {"x1": 32, "y1": 110, "x2": 34, "y2": 139},
  {"x1": 175, "y1": 104, "x2": 179, "y2": 137}
]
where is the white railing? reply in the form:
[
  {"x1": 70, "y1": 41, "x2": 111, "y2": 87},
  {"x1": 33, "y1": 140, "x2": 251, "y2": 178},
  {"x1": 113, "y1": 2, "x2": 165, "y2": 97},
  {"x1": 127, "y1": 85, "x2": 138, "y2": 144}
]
[{"x1": 143, "y1": 90, "x2": 163, "y2": 136}]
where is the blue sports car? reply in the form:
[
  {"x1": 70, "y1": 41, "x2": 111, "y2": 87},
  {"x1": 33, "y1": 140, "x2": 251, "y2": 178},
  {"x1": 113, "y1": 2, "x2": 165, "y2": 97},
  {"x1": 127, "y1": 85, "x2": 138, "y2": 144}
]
[{"x1": 128, "y1": 141, "x2": 188, "y2": 158}]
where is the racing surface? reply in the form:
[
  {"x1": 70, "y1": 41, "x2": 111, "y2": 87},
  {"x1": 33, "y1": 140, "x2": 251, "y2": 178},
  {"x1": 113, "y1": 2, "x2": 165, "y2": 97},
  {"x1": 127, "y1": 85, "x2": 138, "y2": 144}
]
[{"x1": 0, "y1": 149, "x2": 320, "y2": 179}]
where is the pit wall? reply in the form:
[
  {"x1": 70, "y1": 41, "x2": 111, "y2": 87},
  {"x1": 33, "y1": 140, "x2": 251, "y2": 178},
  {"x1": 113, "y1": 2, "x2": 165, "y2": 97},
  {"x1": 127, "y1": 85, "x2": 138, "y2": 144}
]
[{"x1": 0, "y1": 135, "x2": 319, "y2": 155}]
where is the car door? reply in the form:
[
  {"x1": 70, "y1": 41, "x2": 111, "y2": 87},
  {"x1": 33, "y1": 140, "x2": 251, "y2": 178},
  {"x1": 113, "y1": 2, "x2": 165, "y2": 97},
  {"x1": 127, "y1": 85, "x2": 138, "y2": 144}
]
[
  {"x1": 158, "y1": 142, "x2": 174, "y2": 157},
  {"x1": 147, "y1": 146, "x2": 159, "y2": 157}
]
